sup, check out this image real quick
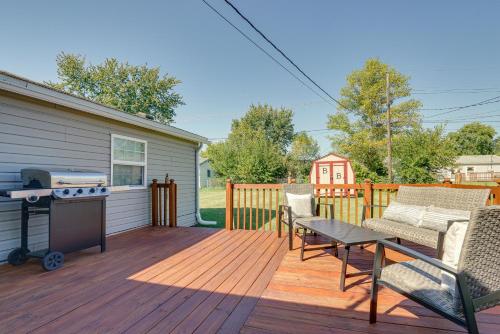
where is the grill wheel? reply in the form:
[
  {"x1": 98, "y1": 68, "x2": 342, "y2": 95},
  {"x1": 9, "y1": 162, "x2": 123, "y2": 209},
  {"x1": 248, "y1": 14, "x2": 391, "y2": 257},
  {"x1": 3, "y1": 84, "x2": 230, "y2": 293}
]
[
  {"x1": 7, "y1": 248, "x2": 30, "y2": 266},
  {"x1": 42, "y1": 251, "x2": 64, "y2": 271}
]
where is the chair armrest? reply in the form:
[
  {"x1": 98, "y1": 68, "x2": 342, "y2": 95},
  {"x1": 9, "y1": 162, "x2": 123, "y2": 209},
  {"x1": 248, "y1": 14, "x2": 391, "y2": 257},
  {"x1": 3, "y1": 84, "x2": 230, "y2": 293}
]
[
  {"x1": 316, "y1": 202, "x2": 335, "y2": 219},
  {"x1": 377, "y1": 239, "x2": 458, "y2": 275},
  {"x1": 361, "y1": 204, "x2": 388, "y2": 221},
  {"x1": 278, "y1": 205, "x2": 293, "y2": 225}
]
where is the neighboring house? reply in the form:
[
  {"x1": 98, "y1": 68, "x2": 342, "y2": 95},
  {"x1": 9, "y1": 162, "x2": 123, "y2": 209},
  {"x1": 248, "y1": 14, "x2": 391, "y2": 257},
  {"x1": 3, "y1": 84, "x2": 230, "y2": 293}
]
[
  {"x1": 439, "y1": 155, "x2": 500, "y2": 182},
  {"x1": 455, "y1": 155, "x2": 500, "y2": 174},
  {"x1": 0, "y1": 71, "x2": 208, "y2": 262},
  {"x1": 453, "y1": 155, "x2": 500, "y2": 182},
  {"x1": 199, "y1": 157, "x2": 214, "y2": 188}
]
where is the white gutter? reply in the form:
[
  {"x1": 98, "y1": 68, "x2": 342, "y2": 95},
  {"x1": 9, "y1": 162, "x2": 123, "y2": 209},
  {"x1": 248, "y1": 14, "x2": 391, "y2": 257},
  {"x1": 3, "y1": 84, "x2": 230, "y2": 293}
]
[{"x1": 195, "y1": 143, "x2": 217, "y2": 226}]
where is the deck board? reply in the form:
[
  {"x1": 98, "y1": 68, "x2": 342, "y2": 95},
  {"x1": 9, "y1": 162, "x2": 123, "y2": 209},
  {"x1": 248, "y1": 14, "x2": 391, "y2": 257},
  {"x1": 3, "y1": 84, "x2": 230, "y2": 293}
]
[
  {"x1": 0, "y1": 227, "x2": 498, "y2": 333},
  {"x1": 242, "y1": 234, "x2": 500, "y2": 334}
]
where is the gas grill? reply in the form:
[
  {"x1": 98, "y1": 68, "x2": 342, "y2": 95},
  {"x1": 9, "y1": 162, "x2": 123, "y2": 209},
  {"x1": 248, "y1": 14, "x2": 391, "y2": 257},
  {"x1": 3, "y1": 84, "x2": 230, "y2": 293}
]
[{"x1": 0, "y1": 168, "x2": 110, "y2": 271}]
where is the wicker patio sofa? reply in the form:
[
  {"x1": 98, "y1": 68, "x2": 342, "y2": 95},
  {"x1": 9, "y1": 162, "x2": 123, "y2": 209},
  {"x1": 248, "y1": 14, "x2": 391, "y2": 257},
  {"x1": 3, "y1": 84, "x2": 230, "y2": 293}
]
[
  {"x1": 362, "y1": 186, "x2": 491, "y2": 252},
  {"x1": 370, "y1": 205, "x2": 500, "y2": 334}
]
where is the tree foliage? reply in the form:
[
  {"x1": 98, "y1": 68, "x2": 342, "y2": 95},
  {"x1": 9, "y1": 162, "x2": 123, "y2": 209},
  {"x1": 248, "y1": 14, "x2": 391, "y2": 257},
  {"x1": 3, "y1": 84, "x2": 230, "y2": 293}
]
[
  {"x1": 47, "y1": 52, "x2": 184, "y2": 124},
  {"x1": 328, "y1": 58, "x2": 422, "y2": 180},
  {"x1": 231, "y1": 104, "x2": 294, "y2": 153},
  {"x1": 447, "y1": 122, "x2": 497, "y2": 155},
  {"x1": 393, "y1": 126, "x2": 457, "y2": 183},
  {"x1": 286, "y1": 132, "x2": 320, "y2": 182},
  {"x1": 206, "y1": 104, "x2": 292, "y2": 183}
]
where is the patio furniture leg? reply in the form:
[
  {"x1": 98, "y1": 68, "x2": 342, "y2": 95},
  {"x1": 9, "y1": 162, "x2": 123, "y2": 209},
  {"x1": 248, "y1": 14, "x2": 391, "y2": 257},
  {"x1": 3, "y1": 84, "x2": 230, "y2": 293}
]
[
  {"x1": 300, "y1": 228, "x2": 307, "y2": 261},
  {"x1": 332, "y1": 241, "x2": 338, "y2": 257},
  {"x1": 370, "y1": 243, "x2": 384, "y2": 324},
  {"x1": 396, "y1": 237, "x2": 401, "y2": 245},
  {"x1": 340, "y1": 245, "x2": 350, "y2": 291},
  {"x1": 370, "y1": 244, "x2": 385, "y2": 324},
  {"x1": 370, "y1": 278, "x2": 379, "y2": 323},
  {"x1": 277, "y1": 208, "x2": 282, "y2": 238},
  {"x1": 288, "y1": 223, "x2": 293, "y2": 250}
]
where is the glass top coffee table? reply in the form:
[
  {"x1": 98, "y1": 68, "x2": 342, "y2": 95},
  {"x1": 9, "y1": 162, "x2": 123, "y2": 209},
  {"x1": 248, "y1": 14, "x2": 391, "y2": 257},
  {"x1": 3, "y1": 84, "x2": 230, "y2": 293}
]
[{"x1": 295, "y1": 219, "x2": 394, "y2": 291}]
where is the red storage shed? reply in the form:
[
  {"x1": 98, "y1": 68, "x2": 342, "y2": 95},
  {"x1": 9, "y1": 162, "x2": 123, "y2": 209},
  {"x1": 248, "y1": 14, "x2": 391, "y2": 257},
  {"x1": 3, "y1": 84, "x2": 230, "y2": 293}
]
[{"x1": 309, "y1": 153, "x2": 356, "y2": 196}]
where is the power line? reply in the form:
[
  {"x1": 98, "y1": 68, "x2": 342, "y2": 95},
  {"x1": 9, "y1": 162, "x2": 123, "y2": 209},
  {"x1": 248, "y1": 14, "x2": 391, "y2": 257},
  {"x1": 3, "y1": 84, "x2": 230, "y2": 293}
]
[
  {"x1": 199, "y1": 0, "x2": 336, "y2": 107},
  {"x1": 419, "y1": 95, "x2": 500, "y2": 117},
  {"x1": 223, "y1": 0, "x2": 349, "y2": 111},
  {"x1": 414, "y1": 90, "x2": 500, "y2": 95}
]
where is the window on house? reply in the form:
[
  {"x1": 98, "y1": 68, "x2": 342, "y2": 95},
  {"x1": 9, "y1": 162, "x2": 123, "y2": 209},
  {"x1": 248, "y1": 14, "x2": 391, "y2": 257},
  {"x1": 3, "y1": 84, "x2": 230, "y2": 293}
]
[
  {"x1": 467, "y1": 167, "x2": 474, "y2": 172},
  {"x1": 111, "y1": 134, "x2": 147, "y2": 187},
  {"x1": 207, "y1": 170, "x2": 211, "y2": 178}
]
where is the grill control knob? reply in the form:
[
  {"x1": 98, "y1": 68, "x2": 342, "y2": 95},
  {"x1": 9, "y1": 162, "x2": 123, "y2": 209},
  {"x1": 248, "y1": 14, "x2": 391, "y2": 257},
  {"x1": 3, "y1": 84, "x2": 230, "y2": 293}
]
[
  {"x1": 76, "y1": 188, "x2": 83, "y2": 194},
  {"x1": 63, "y1": 189, "x2": 70, "y2": 195},
  {"x1": 100, "y1": 187, "x2": 107, "y2": 193},
  {"x1": 89, "y1": 188, "x2": 96, "y2": 194}
]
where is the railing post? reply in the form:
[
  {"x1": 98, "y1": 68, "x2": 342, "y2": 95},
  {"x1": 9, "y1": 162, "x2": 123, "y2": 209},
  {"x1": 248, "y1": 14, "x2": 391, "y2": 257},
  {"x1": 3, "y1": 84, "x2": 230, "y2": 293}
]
[
  {"x1": 151, "y1": 179, "x2": 158, "y2": 226},
  {"x1": 442, "y1": 177, "x2": 452, "y2": 186},
  {"x1": 225, "y1": 179, "x2": 234, "y2": 230},
  {"x1": 169, "y1": 179, "x2": 176, "y2": 227},
  {"x1": 363, "y1": 179, "x2": 373, "y2": 219}
]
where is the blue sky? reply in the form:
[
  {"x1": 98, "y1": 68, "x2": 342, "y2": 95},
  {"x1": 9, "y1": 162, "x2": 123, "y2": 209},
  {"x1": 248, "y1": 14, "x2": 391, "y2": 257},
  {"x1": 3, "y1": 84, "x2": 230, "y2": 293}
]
[{"x1": 1, "y1": 0, "x2": 499, "y2": 153}]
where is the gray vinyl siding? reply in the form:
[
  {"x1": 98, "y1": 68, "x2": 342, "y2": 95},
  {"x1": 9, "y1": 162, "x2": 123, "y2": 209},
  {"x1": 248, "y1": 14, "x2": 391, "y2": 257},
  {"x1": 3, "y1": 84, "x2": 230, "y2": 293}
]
[{"x1": 0, "y1": 93, "x2": 198, "y2": 262}]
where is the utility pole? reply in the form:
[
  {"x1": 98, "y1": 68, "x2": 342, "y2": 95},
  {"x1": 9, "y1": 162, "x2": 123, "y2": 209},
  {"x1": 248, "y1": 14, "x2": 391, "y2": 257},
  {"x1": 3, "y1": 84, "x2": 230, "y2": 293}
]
[{"x1": 386, "y1": 72, "x2": 393, "y2": 183}]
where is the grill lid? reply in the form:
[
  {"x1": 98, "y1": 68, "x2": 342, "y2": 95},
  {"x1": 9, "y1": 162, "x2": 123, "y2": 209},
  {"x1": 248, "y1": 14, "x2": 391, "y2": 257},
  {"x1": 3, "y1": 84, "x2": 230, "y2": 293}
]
[{"x1": 21, "y1": 168, "x2": 108, "y2": 189}]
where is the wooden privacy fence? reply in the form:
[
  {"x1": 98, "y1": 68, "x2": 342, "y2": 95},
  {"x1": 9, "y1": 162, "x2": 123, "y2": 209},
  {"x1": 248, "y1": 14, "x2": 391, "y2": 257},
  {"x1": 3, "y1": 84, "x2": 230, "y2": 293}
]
[
  {"x1": 225, "y1": 178, "x2": 500, "y2": 231},
  {"x1": 151, "y1": 178, "x2": 177, "y2": 227}
]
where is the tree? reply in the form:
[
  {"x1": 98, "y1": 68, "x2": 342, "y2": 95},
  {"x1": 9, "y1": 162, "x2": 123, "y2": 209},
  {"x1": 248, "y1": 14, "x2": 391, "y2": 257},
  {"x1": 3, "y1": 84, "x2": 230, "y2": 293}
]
[
  {"x1": 327, "y1": 58, "x2": 422, "y2": 180},
  {"x1": 447, "y1": 122, "x2": 496, "y2": 155},
  {"x1": 495, "y1": 137, "x2": 500, "y2": 155},
  {"x1": 205, "y1": 104, "x2": 292, "y2": 183},
  {"x1": 47, "y1": 52, "x2": 184, "y2": 124},
  {"x1": 231, "y1": 104, "x2": 294, "y2": 154},
  {"x1": 393, "y1": 126, "x2": 457, "y2": 183},
  {"x1": 286, "y1": 132, "x2": 320, "y2": 182}
]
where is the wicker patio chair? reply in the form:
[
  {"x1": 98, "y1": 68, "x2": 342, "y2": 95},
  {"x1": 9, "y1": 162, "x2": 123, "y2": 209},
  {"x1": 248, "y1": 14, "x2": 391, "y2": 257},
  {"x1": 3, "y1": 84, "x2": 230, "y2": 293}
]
[
  {"x1": 370, "y1": 206, "x2": 500, "y2": 334},
  {"x1": 278, "y1": 184, "x2": 334, "y2": 250}
]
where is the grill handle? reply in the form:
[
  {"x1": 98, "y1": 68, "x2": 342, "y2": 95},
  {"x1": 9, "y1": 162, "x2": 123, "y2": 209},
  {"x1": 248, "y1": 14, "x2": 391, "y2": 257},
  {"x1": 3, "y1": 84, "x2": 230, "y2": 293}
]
[{"x1": 57, "y1": 180, "x2": 106, "y2": 185}]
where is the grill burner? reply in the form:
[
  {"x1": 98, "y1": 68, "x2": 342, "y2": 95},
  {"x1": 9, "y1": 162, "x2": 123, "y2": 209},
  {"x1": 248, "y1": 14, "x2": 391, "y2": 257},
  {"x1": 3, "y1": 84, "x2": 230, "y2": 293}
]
[{"x1": 0, "y1": 168, "x2": 110, "y2": 271}]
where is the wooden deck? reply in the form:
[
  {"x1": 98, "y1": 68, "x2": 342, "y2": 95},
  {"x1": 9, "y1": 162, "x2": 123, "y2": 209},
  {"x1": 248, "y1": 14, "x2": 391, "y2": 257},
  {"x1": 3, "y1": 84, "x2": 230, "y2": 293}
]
[
  {"x1": 243, "y1": 234, "x2": 500, "y2": 334},
  {"x1": 0, "y1": 227, "x2": 498, "y2": 333}
]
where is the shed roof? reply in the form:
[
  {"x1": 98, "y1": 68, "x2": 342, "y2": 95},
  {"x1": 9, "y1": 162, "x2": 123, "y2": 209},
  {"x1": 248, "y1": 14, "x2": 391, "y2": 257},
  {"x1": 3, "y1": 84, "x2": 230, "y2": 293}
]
[
  {"x1": 456, "y1": 155, "x2": 500, "y2": 165},
  {"x1": 0, "y1": 70, "x2": 208, "y2": 144}
]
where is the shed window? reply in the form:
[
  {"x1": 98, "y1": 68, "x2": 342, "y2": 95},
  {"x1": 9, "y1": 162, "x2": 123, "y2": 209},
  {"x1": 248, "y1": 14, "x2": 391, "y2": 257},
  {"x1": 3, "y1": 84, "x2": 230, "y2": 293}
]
[
  {"x1": 207, "y1": 170, "x2": 211, "y2": 178},
  {"x1": 467, "y1": 167, "x2": 474, "y2": 172},
  {"x1": 111, "y1": 134, "x2": 147, "y2": 187}
]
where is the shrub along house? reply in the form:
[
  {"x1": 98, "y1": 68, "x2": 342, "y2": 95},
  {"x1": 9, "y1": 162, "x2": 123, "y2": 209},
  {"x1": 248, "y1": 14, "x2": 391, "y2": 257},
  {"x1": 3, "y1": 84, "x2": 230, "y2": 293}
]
[{"x1": 0, "y1": 70, "x2": 208, "y2": 262}]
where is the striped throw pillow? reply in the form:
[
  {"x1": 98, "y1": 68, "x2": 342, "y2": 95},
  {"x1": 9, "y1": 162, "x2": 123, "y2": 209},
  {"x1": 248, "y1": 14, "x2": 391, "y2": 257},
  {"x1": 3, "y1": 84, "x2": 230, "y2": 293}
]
[
  {"x1": 420, "y1": 206, "x2": 471, "y2": 232},
  {"x1": 382, "y1": 201, "x2": 426, "y2": 226}
]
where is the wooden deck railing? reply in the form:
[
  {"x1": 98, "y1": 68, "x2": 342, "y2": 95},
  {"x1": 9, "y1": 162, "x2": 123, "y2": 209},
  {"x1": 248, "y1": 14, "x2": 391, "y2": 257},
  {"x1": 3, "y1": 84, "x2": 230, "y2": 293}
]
[
  {"x1": 455, "y1": 172, "x2": 500, "y2": 183},
  {"x1": 225, "y1": 178, "x2": 500, "y2": 231},
  {"x1": 151, "y1": 178, "x2": 177, "y2": 227}
]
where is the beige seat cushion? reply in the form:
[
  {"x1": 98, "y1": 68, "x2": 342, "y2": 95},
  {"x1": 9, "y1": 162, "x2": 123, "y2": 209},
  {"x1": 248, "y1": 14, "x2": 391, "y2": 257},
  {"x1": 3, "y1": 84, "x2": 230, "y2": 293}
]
[{"x1": 362, "y1": 218, "x2": 439, "y2": 248}]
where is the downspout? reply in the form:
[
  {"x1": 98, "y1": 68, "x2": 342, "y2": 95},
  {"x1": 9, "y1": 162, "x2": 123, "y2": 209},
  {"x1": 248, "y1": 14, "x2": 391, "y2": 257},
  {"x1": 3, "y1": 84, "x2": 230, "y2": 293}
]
[{"x1": 195, "y1": 142, "x2": 217, "y2": 225}]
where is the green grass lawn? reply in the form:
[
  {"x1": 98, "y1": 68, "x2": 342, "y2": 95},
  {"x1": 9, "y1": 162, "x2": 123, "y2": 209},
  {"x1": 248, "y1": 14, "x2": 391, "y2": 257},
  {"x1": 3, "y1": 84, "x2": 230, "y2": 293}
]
[
  {"x1": 197, "y1": 187, "x2": 396, "y2": 230},
  {"x1": 461, "y1": 181, "x2": 498, "y2": 186},
  {"x1": 197, "y1": 188, "x2": 226, "y2": 228}
]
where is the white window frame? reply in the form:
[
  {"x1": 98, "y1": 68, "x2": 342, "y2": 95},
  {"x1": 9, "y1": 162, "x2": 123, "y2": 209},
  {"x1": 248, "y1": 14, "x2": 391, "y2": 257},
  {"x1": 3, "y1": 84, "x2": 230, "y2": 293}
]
[{"x1": 111, "y1": 134, "x2": 148, "y2": 189}]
